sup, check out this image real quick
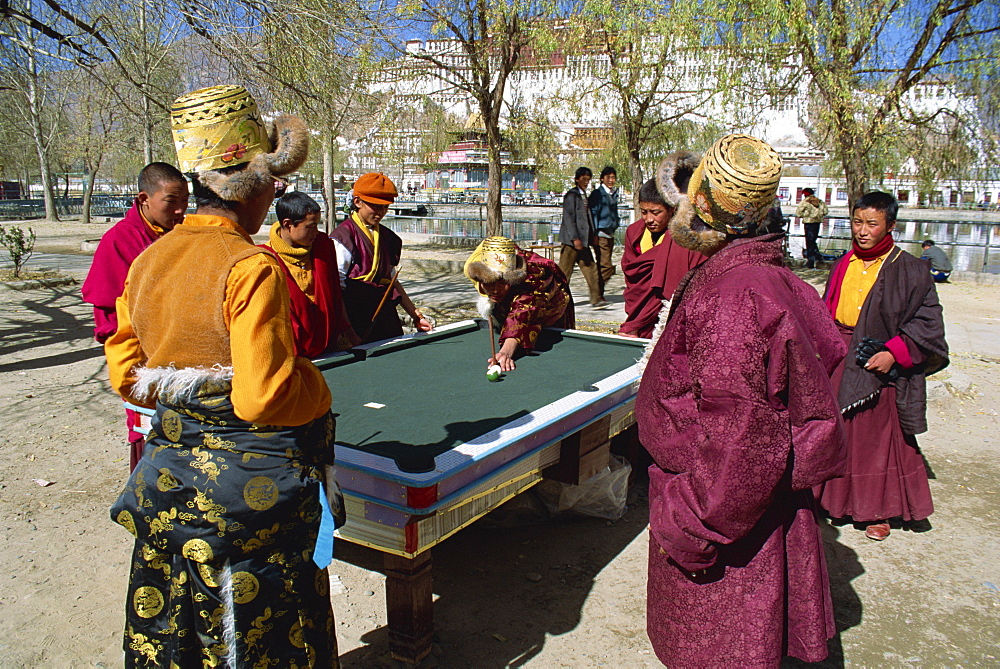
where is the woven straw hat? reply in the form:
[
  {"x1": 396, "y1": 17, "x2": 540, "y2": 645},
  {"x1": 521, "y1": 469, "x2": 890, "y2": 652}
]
[
  {"x1": 170, "y1": 86, "x2": 269, "y2": 173},
  {"x1": 170, "y1": 85, "x2": 309, "y2": 203},
  {"x1": 688, "y1": 134, "x2": 782, "y2": 235}
]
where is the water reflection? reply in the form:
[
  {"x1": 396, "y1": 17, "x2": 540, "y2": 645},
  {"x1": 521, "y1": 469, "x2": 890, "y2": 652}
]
[{"x1": 785, "y1": 217, "x2": 999, "y2": 274}]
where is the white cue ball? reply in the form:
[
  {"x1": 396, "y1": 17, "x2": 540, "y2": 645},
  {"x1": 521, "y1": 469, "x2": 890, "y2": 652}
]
[{"x1": 487, "y1": 364, "x2": 502, "y2": 381}]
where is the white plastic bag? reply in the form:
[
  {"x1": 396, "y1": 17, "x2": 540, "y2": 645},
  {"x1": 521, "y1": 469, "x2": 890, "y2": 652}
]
[{"x1": 536, "y1": 454, "x2": 632, "y2": 520}]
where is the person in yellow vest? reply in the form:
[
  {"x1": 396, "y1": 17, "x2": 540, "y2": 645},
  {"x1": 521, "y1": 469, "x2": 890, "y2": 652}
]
[
  {"x1": 105, "y1": 85, "x2": 340, "y2": 666},
  {"x1": 330, "y1": 173, "x2": 432, "y2": 342}
]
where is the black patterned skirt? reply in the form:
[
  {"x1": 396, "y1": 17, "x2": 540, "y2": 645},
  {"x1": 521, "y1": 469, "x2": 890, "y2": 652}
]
[{"x1": 111, "y1": 382, "x2": 339, "y2": 667}]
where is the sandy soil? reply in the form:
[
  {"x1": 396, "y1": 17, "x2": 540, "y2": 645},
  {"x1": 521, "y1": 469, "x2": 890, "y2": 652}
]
[{"x1": 0, "y1": 221, "x2": 998, "y2": 667}]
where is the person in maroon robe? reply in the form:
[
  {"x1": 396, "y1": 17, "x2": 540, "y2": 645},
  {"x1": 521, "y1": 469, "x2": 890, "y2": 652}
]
[
  {"x1": 260, "y1": 191, "x2": 358, "y2": 357},
  {"x1": 464, "y1": 236, "x2": 574, "y2": 372},
  {"x1": 81, "y1": 162, "x2": 188, "y2": 470},
  {"x1": 330, "y1": 172, "x2": 432, "y2": 343},
  {"x1": 814, "y1": 191, "x2": 948, "y2": 540},
  {"x1": 619, "y1": 155, "x2": 706, "y2": 338},
  {"x1": 637, "y1": 135, "x2": 847, "y2": 666}
]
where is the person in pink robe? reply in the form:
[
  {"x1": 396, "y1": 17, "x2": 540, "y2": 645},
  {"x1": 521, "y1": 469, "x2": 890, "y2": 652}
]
[
  {"x1": 81, "y1": 162, "x2": 188, "y2": 470},
  {"x1": 619, "y1": 173, "x2": 706, "y2": 338},
  {"x1": 637, "y1": 136, "x2": 847, "y2": 666}
]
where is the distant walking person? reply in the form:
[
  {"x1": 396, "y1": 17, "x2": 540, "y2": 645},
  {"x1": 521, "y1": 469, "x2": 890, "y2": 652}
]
[
  {"x1": 921, "y1": 239, "x2": 952, "y2": 282},
  {"x1": 589, "y1": 165, "x2": 621, "y2": 283},
  {"x1": 796, "y1": 187, "x2": 828, "y2": 268},
  {"x1": 559, "y1": 166, "x2": 609, "y2": 309},
  {"x1": 815, "y1": 191, "x2": 949, "y2": 541}
]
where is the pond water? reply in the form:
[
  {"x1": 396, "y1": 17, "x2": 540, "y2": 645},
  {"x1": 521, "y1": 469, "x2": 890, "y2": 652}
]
[
  {"x1": 386, "y1": 214, "x2": 1000, "y2": 274},
  {"x1": 786, "y1": 217, "x2": 999, "y2": 274}
]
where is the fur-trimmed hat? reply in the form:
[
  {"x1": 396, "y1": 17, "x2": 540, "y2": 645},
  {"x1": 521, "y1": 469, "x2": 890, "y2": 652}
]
[
  {"x1": 689, "y1": 134, "x2": 782, "y2": 235},
  {"x1": 654, "y1": 151, "x2": 701, "y2": 208},
  {"x1": 170, "y1": 85, "x2": 309, "y2": 203},
  {"x1": 464, "y1": 237, "x2": 527, "y2": 287},
  {"x1": 354, "y1": 173, "x2": 398, "y2": 205},
  {"x1": 668, "y1": 135, "x2": 782, "y2": 256}
]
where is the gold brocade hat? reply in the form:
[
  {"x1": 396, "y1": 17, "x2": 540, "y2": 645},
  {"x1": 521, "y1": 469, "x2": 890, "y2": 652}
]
[
  {"x1": 687, "y1": 134, "x2": 782, "y2": 235},
  {"x1": 465, "y1": 236, "x2": 527, "y2": 287},
  {"x1": 171, "y1": 86, "x2": 269, "y2": 173},
  {"x1": 170, "y1": 85, "x2": 309, "y2": 203}
]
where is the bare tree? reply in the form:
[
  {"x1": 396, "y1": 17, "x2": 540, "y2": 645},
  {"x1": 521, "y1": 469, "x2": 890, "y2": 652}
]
[
  {"x1": 756, "y1": 0, "x2": 1000, "y2": 208},
  {"x1": 374, "y1": 0, "x2": 566, "y2": 236},
  {"x1": 0, "y1": 25, "x2": 67, "y2": 220}
]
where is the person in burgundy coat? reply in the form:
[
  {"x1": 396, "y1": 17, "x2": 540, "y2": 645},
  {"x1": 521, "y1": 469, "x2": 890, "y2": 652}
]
[
  {"x1": 619, "y1": 153, "x2": 707, "y2": 338},
  {"x1": 636, "y1": 135, "x2": 847, "y2": 666},
  {"x1": 81, "y1": 162, "x2": 188, "y2": 470}
]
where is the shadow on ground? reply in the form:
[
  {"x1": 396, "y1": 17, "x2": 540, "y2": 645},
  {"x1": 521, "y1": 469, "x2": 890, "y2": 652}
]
[{"x1": 336, "y1": 495, "x2": 649, "y2": 667}]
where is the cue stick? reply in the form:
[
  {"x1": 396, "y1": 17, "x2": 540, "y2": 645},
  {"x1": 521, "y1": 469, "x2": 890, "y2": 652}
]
[
  {"x1": 363, "y1": 266, "x2": 403, "y2": 342},
  {"x1": 487, "y1": 314, "x2": 498, "y2": 365}
]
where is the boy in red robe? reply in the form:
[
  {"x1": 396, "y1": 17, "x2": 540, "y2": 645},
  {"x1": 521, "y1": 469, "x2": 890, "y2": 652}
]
[
  {"x1": 619, "y1": 153, "x2": 706, "y2": 338},
  {"x1": 465, "y1": 236, "x2": 574, "y2": 372},
  {"x1": 814, "y1": 191, "x2": 948, "y2": 540},
  {"x1": 81, "y1": 162, "x2": 188, "y2": 470},
  {"x1": 261, "y1": 191, "x2": 359, "y2": 357}
]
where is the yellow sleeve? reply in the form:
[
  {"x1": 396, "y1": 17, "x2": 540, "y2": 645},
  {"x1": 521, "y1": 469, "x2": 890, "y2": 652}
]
[
  {"x1": 104, "y1": 280, "x2": 151, "y2": 408},
  {"x1": 225, "y1": 253, "x2": 332, "y2": 426}
]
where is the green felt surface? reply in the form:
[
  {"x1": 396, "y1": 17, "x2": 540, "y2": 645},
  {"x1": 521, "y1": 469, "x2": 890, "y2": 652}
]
[{"x1": 316, "y1": 322, "x2": 642, "y2": 473}]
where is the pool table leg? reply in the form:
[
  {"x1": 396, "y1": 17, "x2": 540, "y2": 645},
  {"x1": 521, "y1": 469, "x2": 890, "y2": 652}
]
[{"x1": 384, "y1": 550, "x2": 434, "y2": 664}]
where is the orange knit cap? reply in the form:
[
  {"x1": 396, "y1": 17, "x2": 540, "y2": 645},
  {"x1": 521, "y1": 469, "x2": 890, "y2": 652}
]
[{"x1": 354, "y1": 173, "x2": 398, "y2": 205}]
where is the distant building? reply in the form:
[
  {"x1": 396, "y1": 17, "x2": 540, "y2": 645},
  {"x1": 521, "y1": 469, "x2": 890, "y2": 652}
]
[{"x1": 424, "y1": 114, "x2": 538, "y2": 201}]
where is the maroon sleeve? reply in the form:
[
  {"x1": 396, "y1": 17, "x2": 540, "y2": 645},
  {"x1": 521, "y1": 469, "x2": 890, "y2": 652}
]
[{"x1": 81, "y1": 219, "x2": 151, "y2": 342}]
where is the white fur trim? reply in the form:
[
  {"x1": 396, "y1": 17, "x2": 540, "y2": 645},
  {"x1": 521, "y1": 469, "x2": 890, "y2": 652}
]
[
  {"x1": 217, "y1": 561, "x2": 238, "y2": 666},
  {"x1": 132, "y1": 364, "x2": 234, "y2": 403},
  {"x1": 843, "y1": 390, "x2": 880, "y2": 416},
  {"x1": 637, "y1": 298, "x2": 671, "y2": 379},
  {"x1": 477, "y1": 295, "x2": 493, "y2": 320}
]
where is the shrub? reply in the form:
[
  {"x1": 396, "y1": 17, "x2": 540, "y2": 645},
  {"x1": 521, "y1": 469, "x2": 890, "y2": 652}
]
[{"x1": 0, "y1": 225, "x2": 36, "y2": 279}]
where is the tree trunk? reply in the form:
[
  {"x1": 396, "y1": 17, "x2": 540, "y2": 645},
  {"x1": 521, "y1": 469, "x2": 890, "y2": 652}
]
[
  {"x1": 840, "y1": 143, "x2": 869, "y2": 212},
  {"x1": 140, "y1": 3, "x2": 154, "y2": 165},
  {"x1": 143, "y1": 97, "x2": 154, "y2": 165},
  {"x1": 322, "y1": 133, "x2": 336, "y2": 233},
  {"x1": 628, "y1": 148, "x2": 643, "y2": 223},
  {"x1": 25, "y1": 49, "x2": 58, "y2": 221},
  {"x1": 81, "y1": 167, "x2": 98, "y2": 225},
  {"x1": 484, "y1": 122, "x2": 503, "y2": 238},
  {"x1": 625, "y1": 118, "x2": 643, "y2": 221}
]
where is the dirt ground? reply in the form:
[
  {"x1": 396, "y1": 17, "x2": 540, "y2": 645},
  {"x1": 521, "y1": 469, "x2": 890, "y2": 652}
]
[{"x1": 1, "y1": 220, "x2": 998, "y2": 667}]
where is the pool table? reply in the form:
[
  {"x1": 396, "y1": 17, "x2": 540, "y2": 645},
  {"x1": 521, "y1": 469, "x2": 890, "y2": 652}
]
[{"x1": 315, "y1": 319, "x2": 644, "y2": 663}]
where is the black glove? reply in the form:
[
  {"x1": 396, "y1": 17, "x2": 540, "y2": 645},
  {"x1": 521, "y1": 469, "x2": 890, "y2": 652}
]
[
  {"x1": 855, "y1": 337, "x2": 886, "y2": 367},
  {"x1": 855, "y1": 336, "x2": 900, "y2": 380}
]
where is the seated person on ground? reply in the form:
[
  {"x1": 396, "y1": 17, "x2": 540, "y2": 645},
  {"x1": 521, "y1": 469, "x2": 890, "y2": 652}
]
[
  {"x1": 920, "y1": 239, "x2": 952, "y2": 282},
  {"x1": 465, "y1": 236, "x2": 574, "y2": 372}
]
